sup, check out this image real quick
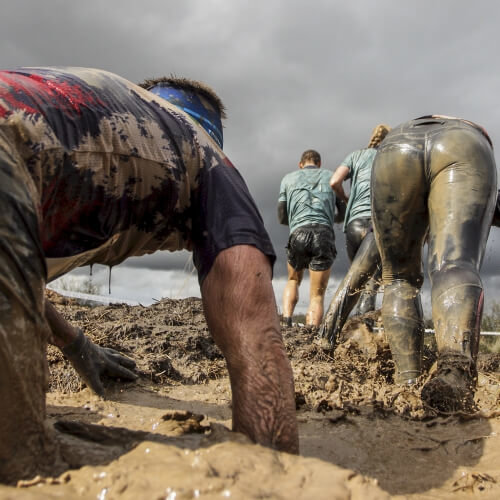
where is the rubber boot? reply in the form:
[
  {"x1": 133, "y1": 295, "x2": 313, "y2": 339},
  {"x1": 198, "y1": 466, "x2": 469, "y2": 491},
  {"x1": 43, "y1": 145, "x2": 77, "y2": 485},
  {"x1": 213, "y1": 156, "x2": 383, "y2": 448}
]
[
  {"x1": 356, "y1": 267, "x2": 381, "y2": 316},
  {"x1": 422, "y1": 283, "x2": 483, "y2": 412},
  {"x1": 319, "y1": 275, "x2": 357, "y2": 346},
  {"x1": 421, "y1": 352, "x2": 476, "y2": 412},
  {"x1": 282, "y1": 316, "x2": 292, "y2": 328},
  {"x1": 356, "y1": 288, "x2": 377, "y2": 316},
  {"x1": 383, "y1": 315, "x2": 424, "y2": 384},
  {"x1": 382, "y1": 282, "x2": 424, "y2": 385}
]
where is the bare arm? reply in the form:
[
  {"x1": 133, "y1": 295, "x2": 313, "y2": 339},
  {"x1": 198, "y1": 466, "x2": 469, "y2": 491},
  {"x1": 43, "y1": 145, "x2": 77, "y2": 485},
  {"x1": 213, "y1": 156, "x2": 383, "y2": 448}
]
[
  {"x1": 277, "y1": 201, "x2": 288, "y2": 225},
  {"x1": 329, "y1": 165, "x2": 350, "y2": 204},
  {"x1": 201, "y1": 245, "x2": 299, "y2": 453}
]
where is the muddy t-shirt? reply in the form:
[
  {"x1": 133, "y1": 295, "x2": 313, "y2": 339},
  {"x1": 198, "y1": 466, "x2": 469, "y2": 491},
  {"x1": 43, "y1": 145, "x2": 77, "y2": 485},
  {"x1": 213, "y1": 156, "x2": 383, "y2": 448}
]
[
  {"x1": 340, "y1": 148, "x2": 377, "y2": 232},
  {"x1": 0, "y1": 67, "x2": 275, "y2": 282},
  {"x1": 278, "y1": 167, "x2": 336, "y2": 234}
]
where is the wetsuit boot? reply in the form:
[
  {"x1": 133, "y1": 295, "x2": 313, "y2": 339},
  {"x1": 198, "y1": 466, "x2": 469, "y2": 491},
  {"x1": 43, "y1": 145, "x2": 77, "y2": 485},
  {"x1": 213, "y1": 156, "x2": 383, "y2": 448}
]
[
  {"x1": 356, "y1": 287, "x2": 377, "y2": 316},
  {"x1": 421, "y1": 352, "x2": 476, "y2": 412},
  {"x1": 421, "y1": 283, "x2": 483, "y2": 412},
  {"x1": 383, "y1": 315, "x2": 424, "y2": 384},
  {"x1": 382, "y1": 282, "x2": 424, "y2": 385},
  {"x1": 355, "y1": 267, "x2": 381, "y2": 316}
]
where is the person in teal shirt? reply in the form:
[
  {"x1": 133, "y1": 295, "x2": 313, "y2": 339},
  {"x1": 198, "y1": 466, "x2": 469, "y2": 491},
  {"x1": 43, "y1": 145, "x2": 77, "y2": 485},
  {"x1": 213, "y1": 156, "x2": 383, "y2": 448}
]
[
  {"x1": 330, "y1": 124, "x2": 391, "y2": 313},
  {"x1": 320, "y1": 124, "x2": 390, "y2": 345},
  {"x1": 278, "y1": 149, "x2": 343, "y2": 329}
]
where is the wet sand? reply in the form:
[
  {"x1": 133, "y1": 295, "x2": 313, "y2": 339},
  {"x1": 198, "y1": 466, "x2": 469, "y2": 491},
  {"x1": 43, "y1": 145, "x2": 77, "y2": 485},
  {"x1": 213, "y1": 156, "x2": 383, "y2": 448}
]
[{"x1": 1, "y1": 295, "x2": 499, "y2": 499}]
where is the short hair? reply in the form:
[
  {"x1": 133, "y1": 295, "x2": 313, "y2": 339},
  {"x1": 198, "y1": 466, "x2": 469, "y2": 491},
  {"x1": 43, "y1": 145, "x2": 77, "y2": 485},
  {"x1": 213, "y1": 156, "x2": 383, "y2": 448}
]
[
  {"x1": 300, "y1": 149, "x2": 321, "y2": 165},
  {"x1": 138, "y1": 76, "x2": 226, "y2": 119},
  {"x1": 367, "y1": 124, "x2": 391, "y2": 148}
]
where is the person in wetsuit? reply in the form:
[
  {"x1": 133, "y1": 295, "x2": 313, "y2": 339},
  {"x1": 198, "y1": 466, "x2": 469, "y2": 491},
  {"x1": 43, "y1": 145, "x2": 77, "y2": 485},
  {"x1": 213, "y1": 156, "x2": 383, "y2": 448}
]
[
  {"x1": 278, "y1": 149, "x2": 343, "y2": 329},
  {"x1": 371, "y1": 115, "x2": 497, "y2": 412},
  {"x1": 0, "y1": 67, "x2": 298, "y2": 483},
  {"x1": 320, "y1": 125, "x2": 391, "y2": 345}
]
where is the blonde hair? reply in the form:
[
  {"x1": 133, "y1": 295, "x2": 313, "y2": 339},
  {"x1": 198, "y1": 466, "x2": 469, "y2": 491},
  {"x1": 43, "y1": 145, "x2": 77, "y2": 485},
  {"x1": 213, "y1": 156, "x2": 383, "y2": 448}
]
[{"x1": 367, "y1": 124, "x2": 391, "y2": 148}]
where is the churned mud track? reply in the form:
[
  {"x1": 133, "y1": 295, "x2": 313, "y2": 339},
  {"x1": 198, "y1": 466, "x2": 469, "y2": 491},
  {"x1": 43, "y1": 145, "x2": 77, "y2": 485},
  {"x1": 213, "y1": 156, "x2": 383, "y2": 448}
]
[{"x1": 1, "y1": 293, "x2": 498, "y2": 499}]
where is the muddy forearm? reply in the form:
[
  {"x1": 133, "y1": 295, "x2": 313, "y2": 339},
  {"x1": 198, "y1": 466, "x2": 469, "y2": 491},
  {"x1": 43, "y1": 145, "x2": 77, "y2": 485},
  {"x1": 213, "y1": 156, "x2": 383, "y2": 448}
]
[
  {"x1": 201, "y1": 245, "x2": 299, "y2": 454},
  {"x1": 45, "y1": 299, "x2": 79, "y2": 349},
  {"x1": 330, "y1": 165, "x2": 350, "y2": 203}
]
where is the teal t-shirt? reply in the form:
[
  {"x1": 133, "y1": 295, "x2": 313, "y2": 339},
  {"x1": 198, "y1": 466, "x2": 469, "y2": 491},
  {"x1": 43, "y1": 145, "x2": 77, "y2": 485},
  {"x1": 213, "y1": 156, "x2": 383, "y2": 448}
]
[
  {"x1": 341, "y1": 148, "x2": 377, "y2": 231},
  {"x1": 278, "y1": 166, "x2": 336, "y2": 234}
]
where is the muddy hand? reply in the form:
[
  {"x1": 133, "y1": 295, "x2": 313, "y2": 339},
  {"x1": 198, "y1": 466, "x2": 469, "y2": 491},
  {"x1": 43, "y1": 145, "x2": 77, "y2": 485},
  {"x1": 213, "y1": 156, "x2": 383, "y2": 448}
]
[{"x1": 62, "y1": 329, "x2": 138, "y2": 396}]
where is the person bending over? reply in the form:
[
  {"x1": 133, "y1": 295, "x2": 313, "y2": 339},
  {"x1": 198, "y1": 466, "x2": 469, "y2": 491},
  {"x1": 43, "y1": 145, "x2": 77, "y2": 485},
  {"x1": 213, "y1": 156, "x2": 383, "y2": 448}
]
[
  {"x1": 371, "y1": 115, "x2": 496, "y2": 412},
  {"x1": 0, "y1": 67, "x2": 298, "y2": 483}
]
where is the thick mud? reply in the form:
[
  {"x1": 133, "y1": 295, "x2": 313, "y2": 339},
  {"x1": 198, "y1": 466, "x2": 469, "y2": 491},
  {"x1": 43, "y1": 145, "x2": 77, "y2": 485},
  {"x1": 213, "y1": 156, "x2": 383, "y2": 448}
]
[{"x1": 1, "y1": 292, "x2": 499, "y2": 499}]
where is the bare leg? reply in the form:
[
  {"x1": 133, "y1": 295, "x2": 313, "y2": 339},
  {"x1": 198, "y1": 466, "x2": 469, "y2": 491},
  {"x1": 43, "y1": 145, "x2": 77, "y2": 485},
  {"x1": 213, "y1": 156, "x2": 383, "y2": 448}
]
[
  {"x1": 201, "y1": 245, "x2": 299, "y2": 454},
  {"x1": 307, "y1": 267, "x2": 331, "y2": 327},
  {"x1": 282, "y1": 263, "x2": 303, "y2": 321}
]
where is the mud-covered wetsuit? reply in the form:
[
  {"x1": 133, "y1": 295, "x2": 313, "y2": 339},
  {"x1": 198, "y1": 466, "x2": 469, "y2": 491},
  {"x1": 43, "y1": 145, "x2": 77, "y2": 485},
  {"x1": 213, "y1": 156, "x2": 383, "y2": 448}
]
[
  {"x1": 0, "y1": 67, "x2": 274, "y2": 481},
  {"x1": 320, "y1": 148, "x2": 383, "y2": 344},
  {"x1": 341, "y1": 147, "x2": 381, "y2": 314},
  {"x1": 278, "y1": 166, "x2": 337, "y2": 271},
  {"x1": 371, "y1": 115, "x2": 496, "y2": 383}
]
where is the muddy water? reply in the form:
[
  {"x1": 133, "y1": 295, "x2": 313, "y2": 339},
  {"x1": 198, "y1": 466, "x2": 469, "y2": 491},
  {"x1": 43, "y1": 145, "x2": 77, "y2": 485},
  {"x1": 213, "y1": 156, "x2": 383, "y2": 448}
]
[{"x1": 0, "y1": 296, "x2": 499, "y2": 499}]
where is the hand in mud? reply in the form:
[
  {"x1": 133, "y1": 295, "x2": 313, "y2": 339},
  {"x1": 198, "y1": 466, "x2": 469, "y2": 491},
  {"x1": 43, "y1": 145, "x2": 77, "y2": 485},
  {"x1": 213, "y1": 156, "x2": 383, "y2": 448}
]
[{"x1": 62, "y1": 329, "x2": 138, "y2": 397}]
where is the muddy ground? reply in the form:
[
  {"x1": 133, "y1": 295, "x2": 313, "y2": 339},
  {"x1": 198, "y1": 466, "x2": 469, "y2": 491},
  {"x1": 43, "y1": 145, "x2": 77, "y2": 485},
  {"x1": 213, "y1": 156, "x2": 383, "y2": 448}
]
[{"x1": 1, "y1": 292, "x2": 499, "y2": 499}]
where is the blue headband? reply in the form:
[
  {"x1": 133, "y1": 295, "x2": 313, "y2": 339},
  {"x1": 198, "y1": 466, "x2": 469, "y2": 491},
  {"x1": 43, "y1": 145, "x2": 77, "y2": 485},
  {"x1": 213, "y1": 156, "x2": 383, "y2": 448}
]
[{"x1": 149, "y1": 85, "x2": 223, "y2": 149}]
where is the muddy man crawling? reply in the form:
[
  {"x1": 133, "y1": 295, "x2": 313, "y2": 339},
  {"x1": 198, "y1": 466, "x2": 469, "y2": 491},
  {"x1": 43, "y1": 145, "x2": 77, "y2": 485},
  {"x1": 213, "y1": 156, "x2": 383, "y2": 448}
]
[
  {"x1": 322, "y1": 115, "x2": 498, "y2": 413},
  {"x1": 0, "y1": 67, "x2": 298, "y2": 483}
]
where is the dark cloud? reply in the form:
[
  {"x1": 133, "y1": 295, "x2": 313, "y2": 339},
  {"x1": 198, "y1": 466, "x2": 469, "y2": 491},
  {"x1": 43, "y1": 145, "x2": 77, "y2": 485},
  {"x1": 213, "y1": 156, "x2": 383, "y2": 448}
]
[{"x1": 1, "y1": 1, "x2": 499, "y2": 289}]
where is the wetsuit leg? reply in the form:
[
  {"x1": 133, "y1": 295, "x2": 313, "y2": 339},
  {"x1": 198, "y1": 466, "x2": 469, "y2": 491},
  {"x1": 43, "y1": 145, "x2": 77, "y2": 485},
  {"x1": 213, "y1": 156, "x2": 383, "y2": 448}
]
[
  {"x1": 418, "y1": 123, "x2": 497, "y2": 411},
  {"x1": 320, "y1": 231, "x2": 380, "y2": 345},
  {"x1": 346, "y1": 218, "x2": 380, "y2": 315},
  {"x1": 426, "y1": 124, "x2": 496, "y2": 363},
  {"x1": 371, "y1": 135, "x2": 428, "y2": 384},
  {"x1": 0, "y1": 138, "x2": 58, "y2": 483},
  {"x1": 345, "y1": 218, "x2": 367, "y2": 262},
  {"x1": 357, "y1": 265, "x2": 381, "y2": 315}
]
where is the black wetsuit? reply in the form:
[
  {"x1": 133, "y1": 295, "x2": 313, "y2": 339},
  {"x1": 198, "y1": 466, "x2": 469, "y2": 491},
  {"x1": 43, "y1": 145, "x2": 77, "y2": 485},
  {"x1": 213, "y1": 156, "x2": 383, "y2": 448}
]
[
  {"x1": 321, "y1": 116, "x2": 497, "y2": 386},
  {"x1": 372, "y1": 115, "x2": 496, "y2": 383}
]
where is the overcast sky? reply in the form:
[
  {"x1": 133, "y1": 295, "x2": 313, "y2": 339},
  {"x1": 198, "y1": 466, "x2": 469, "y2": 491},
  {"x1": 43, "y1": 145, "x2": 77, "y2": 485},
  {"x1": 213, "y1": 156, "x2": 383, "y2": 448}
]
[{"x1": 2, "y1": 1, "x2": 500, "y2": 314}]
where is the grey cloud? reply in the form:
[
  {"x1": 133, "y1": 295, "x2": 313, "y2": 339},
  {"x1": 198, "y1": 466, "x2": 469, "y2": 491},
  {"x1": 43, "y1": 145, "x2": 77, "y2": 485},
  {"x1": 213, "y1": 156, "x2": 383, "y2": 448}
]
[{"x1": 1, "y1": 0, "x2": 499, "y2": 286}]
